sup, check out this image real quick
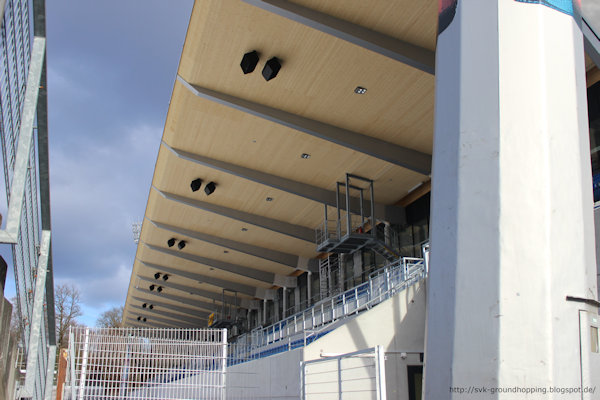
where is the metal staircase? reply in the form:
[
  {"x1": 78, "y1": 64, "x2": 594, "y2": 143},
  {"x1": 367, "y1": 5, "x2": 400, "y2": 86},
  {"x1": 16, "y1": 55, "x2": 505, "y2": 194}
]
[
  {"x1": 315, "y1": 173, "x2": 402, "y2": 262},
  {"x1": 319, "y1": 254, "x2": 342, "y2": 299}
]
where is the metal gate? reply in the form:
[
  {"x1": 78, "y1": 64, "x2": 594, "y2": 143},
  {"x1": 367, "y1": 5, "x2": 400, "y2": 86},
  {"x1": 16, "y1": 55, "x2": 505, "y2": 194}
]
[
  {"x1": 301, "y1": 346, "x2": 387, "y2": 400},
  {"x1": 62, "y1": 327, "x2": 227, "y2": 400}
]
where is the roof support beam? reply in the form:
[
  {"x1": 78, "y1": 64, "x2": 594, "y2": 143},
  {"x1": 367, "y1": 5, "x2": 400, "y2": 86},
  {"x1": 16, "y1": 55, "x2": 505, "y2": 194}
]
[
  {"x1": 126, "y1": 316, "x2": 189, "y2": 329},
  {"x1": 149, "y1": 219, "x2": 318, "y2": 272},
  {"x1": 155, "y1": 188, "x2": 314, "y2": 243},
  {"x1": 133, "y1": 286, "x2": 216, "y2": 312},
  {"x1": 178, "y1": 77, "x2": 432, "y2": 175},
  {"x1": 140, "y1": 260, "x2": 275, "y2": 299},
  {"x1": 137, "y1": 274, "x2": 244, "y2": 305},
  {"x1": 240, "y1": 0, "x2": 435, "y2": 74},
  {"x1": 129, "y1": 304, "x2": 207, "y2": 326},
  {"x1": 163, "y1": 143, "x2": 405, "y2": 223},
  {"x1": 131, "y1": 295, "x2": 210, "y2": 319},
  {"x1": 134, "y1": 284, "x2": 259, "y2": 312},
  {"x1": 144, "y1": 242, "x2": 298, "y2": 288}
]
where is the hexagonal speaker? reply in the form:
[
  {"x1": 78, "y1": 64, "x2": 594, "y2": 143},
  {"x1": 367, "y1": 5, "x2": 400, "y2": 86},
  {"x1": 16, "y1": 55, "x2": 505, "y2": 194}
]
[
  {"x1": 262, "y1": 57, "x2": 281, "y2": 81},
  {"x1": 240, "y1": 50, "x2": 259, "y2": 74},
  {"x1": 190, "y1": 178, "x2": 202, "y2": 192},
  {"x1": 204, "y1": 182, "x2": 216, "y2": 196}
]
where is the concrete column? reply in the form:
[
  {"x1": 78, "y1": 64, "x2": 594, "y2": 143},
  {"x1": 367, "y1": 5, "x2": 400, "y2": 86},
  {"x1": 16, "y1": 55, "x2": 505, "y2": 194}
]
[
  {"x1": 274, "y1": 293, "x2": 280, "y2": 322},
  {"x1": 262, "y1": 299, "x2": 267, "y2": 325},
  {"x1": 339, "y1": 254, "x2": 346, "y2": 291},
  {"x1": 294, "y1": 287, "x2": 300, "y2": 313},
  {"x1": 307, "y1": 271, "x2": 312, "y2": 305},
  {"x1": 353, "y1": 251, "x2": 362, "y2": 279},
  {"x1": 425, "y1": 1, "x2": 599, "y2": 398},
  {"x1": 282, "y1": 287, "x2": 287, "y2": 318}
]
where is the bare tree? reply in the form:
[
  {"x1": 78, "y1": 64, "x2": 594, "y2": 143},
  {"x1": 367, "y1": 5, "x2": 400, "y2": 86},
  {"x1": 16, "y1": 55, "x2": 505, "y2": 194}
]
[
  {"x1": 96, "y1": 306, "x2": 123, "y2": 328},
  {"x1": 55, "y1": 283, "x2": 83, "y2": 349}
]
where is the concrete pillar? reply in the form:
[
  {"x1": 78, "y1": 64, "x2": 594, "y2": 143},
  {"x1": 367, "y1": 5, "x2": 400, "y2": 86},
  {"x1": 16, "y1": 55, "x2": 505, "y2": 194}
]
[
  {"x1": 425, "y1": 1, "x2": 599, "y2": 398},
  {"x1": 274, "y1": 293, "x2": 280, "y2": 322},
  {"x1": 282, "y1": 287, "x2": 287, "y2": 318},
  {"x1": 262, "y1": 299, "x2": 267, "y2": 326},
  {"x1": 294, "y1": 287, "x2": 300, "y2": 313},
  {"x1": 339, "y1": 254, "x2": 346, "y2": 291},
  {"x1": 353, "y1": 251, "x2": 362, "y2": 279},
  {"x1": 307, "y1": 271, "x2": 312, "y2": 305}
]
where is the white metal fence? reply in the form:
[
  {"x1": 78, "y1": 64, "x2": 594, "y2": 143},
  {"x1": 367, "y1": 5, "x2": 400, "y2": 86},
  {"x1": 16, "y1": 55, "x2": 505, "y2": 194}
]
[
  {"x1": 301, "y1": 346, "x2": 387, "y2": 400},
  {"x1": 63, "y1": 327, "x2": 227, "y2": 400}
]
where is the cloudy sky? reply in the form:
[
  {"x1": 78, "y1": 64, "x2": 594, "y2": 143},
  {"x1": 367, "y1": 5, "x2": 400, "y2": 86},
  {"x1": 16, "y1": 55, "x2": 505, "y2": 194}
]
[{"x1": 3, "y1": 0, "x2": 194, "y2": 326}]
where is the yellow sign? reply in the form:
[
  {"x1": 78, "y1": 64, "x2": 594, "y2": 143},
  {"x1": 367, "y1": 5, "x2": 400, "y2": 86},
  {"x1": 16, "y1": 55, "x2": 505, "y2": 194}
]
[{"x1": 208, "y1": 313, "x2": 215, "y2": 327}]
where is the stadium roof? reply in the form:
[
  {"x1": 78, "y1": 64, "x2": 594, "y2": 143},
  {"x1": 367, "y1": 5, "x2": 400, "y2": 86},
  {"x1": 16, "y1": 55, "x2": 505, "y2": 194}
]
[{"x1": 123, "y1": 0, "x2": 600, "y2": 328}]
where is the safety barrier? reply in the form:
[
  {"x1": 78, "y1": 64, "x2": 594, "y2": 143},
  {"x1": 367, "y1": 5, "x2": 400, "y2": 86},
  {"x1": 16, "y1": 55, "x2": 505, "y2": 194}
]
[{"x1": 228, "y1": 256, "x2": 426, "y2": 365}]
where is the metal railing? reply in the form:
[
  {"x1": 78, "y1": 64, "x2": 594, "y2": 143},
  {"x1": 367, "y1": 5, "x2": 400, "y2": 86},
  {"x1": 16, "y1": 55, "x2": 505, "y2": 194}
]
[{"x1": 228, "y1": 257, "x2": 426, "y2": 365}]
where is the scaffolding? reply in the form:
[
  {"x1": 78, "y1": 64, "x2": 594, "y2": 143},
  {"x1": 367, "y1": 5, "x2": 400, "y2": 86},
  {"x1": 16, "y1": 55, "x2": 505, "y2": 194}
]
[
  {"x1": 0, "y1": 0, "x2": 55, "y2": 399},
  {"x1": 62, "y1": 327, "x2": 228, "y2": 400}
]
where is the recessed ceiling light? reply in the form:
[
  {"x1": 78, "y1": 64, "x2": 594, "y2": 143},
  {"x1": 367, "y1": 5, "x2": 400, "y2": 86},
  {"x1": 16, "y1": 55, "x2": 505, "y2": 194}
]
[
  {"x1": 149, "y1": 305, "x2": 154, "y2": 310},
  {"x1": 154, "y1": 272, "x2": 161, "y2": 280},
  {"x1": 209, "y1": 267, "x2": 215, "y2": 271},
  {"x1": 241, "y1": 227, "x2": 248, "y2": 232},
  {"x1": 157, "y1": 286, "x2": 163, "y2": 293},
  {"x1": 223, "y1": 250, "x2": 229, "y2": 254},
  {"x1": 266, "y1": 197, "x2": 273, "y2": 202},
  {"x1": 167, "y1": 238, "x2": 176, "y2": 247},
  {"x1": 162, "y1": 274, "x2": 169, "y2": 281},
  {"x1": 178, "y1": 240, "x2": 186, "y2": 250},
  {"x1": 142, "y1": 303, "x2": 147, "y2": 308},
  {"x1": 354, "y1": 86, "x2": 367, "y2": 94},
  {"x1": 149, "y1": 285, "x2": 155, "y2": 291},
  {"x1": 301, "y1": 153, "x2": 310, "y2": 159}
]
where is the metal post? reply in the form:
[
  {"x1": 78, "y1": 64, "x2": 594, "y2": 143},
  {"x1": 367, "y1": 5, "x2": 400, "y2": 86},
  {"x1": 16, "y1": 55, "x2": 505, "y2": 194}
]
[
  {"x1": 22, "y1": 230, "x2": 51, "y2": 397},
  {"x1": 307, "y1": 271, "x2": 312, "y2": 306},
  {"x1": 337, "y1": 357, "x2": 343, "y2": 400},
  {"x1": 374, "y1": 345, "x2": 387, "y2": 400},
  {"x1": 370, "y1": 179, "x2": 376, "y2": 237},
  {"x1": 44, "y1": 345, "x2": 56, "y2": 400},
  {"x1": 336, "y1": 182, "x2": 341, "y2": 238},
  {"x1": 77, "y1": 328, "x2": 90, "y2": 400},
  {"x1": 262, "y1": 299, "x2": 267, "y2": 325},
  {"x1": 359, "y1": 188, "x2": 364, "y2": 227},
  {"x1": 69, "y1": 330, "x2": 75, "y2": 400},
  {"x1": 345, "y1": 174, "x2": 351, "y2": 236},
  {"x1": 222, "y1": 328, "x2": 228, "y2": 400}
]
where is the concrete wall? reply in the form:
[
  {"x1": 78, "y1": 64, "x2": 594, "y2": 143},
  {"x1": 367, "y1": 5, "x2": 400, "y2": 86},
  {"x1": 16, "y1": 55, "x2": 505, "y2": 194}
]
[
  {"x1": 304, "y1": 281, "x2": 426, "y2": 400},
  {"x1": 225, "y1": 281, "x2": 426, "y2": 400}
]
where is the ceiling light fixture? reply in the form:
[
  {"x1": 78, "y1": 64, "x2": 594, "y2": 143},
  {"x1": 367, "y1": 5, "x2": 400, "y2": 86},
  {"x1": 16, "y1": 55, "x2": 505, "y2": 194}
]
[
  {"x1": 223, "y1": 250, "x2": 229, "y2": 254},
  {"x1": 241, "y1": 50, "x2": 260, "y2": 74},
  {"x1": 149, "y1": 285, "x2": 155, "y2": 291},
  {"x1": 241, "y1": 227, "x2": 248, "y2": 232},
  {"x1": 142, "y1": 303, "x2": 147, "y2": 308},
  {"x1": 137, "y1": 316, "x2": 141, "y2": 321},
  {"x1": 262, "y1": 57, "x2": 281, "y2": 81},
  {"x1": 163, "y1": 274, "x2": 169, "y2": 281},
  {"x1": 149, "y1": 305, "x2": 154, "y2": 310},
  {"x1": 154, "y1": 272, "x2": 161, "y2": 280},
  {"x1": 143, "y1": 318, "x2": 147, "y2": 322},
  {"x1": 204, "y1": 181, "x2": 216, "y2": 196},
  {"x1": 266, "y1": 197, "x2": 273, "y2": 202},
  {"x1": 354, "y1": 86, "x2": 367, "y2": 94},
  {"x1": 157, "y1": 286, "x2": 163, "y2": 293},
  {"x1": 301, "y1": 153, "x2": 311, "y2": 159},
  {"x1": 178, "y1": 240, "x2": 186, "y2": 250},
  {"x1": 167, "y1": 238, "x2": 176, "y2": 247}
]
